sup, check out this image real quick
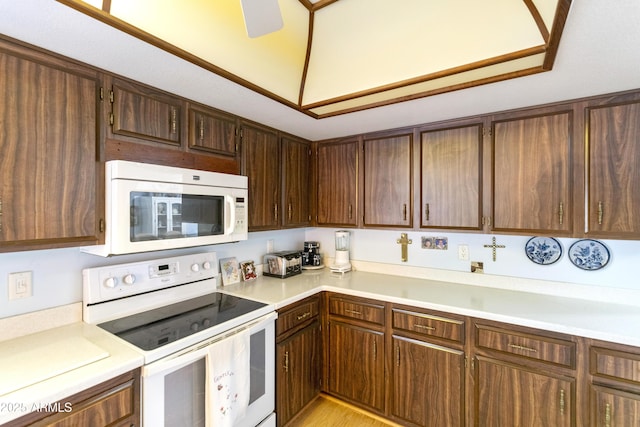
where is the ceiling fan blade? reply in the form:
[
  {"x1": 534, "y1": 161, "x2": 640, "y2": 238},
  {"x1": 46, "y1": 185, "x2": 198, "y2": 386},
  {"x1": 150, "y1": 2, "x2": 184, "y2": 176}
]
[{"x1": 240, "y1": 0, "x2": 284, "y2": 38}]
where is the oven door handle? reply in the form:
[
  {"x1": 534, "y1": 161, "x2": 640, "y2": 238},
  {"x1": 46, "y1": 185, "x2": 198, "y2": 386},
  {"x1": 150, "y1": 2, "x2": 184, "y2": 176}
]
[{"x1": 143, "y1": 345, "x2": 209, "y2": 377}]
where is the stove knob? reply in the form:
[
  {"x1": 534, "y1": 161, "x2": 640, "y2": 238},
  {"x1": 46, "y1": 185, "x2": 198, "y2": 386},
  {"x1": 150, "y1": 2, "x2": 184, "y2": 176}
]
[
  {"x1": 104, "y1": 277, "x2": 117, "y2": 288},
  {"x1": 123, "y1": 274, "x2": 136, "y2": 285},
  {"x1": 202, "y1": 318, "x2": 211, "y2": 328},
  {"x1": 202, "y1": 261, "x2": 212, "y2": 270},
  {"x1": 191, "y1": 263, "x2": 200, "y2": 272},
  {"x1": 191, "y1": 322, "x2": 199, "y2": 332}
]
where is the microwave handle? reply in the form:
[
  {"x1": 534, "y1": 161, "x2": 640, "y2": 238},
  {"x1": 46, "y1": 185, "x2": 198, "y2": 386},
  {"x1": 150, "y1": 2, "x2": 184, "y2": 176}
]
[{"x1": 225, "y1": 195, "x2": 236, "y2": 235}]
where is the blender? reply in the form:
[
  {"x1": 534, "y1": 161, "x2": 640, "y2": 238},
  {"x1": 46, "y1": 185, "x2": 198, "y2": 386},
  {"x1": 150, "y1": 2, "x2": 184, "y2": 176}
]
[{"x1": 330, "y1": 230, "x2": 352, "y2": 273}]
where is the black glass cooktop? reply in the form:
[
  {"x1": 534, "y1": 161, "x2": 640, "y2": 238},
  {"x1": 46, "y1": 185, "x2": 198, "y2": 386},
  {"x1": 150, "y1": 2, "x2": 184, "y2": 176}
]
[{"x1": 98, "y1": 292, "x2": 267, "y2": 351}]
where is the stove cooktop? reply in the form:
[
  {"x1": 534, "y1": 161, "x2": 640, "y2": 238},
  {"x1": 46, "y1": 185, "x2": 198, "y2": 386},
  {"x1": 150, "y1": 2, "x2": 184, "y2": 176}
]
[{"x1": 97, "y1": 292, "x2": 267, "y2": 351}]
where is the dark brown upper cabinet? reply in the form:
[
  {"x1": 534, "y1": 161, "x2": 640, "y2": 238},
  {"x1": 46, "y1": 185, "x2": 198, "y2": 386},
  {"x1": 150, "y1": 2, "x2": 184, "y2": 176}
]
[
  {"x1": 584, "y1": 93, "x2": 640, "y2": 239},
  {"x1": 363, "y1": 133, "x2": 412, "y2": 228},
  {"x1": 108, "y1": 77, "x2": 183, "y2": 147},
  {"x1": 241, "y1": 121, "x2": 281, "y2": 231},
  {"x1": 0, "y1": 36, "x2": 103, "y2": 252},
  {"x1": 316, "y1": 139, "x2": 359, "y2": 227},
  {"x1": 490, "y1": 108, "x2": 574, "y2": 236},
  {"x1": 420, "y1": 122, "x2": 484, "y2": 231},
  {"x1": 187, "y1": 104, "x2": 238, "y2": 157},
  {"x1": 282, "y1": 135, "x2": 311, "y2": 228}
]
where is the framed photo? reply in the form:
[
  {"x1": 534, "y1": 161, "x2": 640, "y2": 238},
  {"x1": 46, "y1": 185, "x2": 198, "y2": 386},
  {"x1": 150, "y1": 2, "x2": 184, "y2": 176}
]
[
  {"x1": 240, "y1": 260, "x2": 257, "y2": 281},
  {"x1": 219, "y1": 257, "x2": 240, "y2": 286}
]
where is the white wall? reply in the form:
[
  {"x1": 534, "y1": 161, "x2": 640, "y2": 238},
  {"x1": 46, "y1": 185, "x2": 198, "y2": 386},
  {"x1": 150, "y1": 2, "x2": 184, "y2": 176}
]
[
  {"x1": 0, "y1": 227, "x2": 637, "y2": 319},
  {"x1": 305, "y1": 228, "x2": 638, "y2": 291},
  {"x1": 0, "y1": 229, "x2": 305, "y2": 319}
]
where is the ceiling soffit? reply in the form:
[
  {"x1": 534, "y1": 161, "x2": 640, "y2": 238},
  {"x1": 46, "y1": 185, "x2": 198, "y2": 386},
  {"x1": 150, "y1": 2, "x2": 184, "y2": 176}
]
[{"x1": 57, "y1": 0, "x2": 572, "y2": 119}]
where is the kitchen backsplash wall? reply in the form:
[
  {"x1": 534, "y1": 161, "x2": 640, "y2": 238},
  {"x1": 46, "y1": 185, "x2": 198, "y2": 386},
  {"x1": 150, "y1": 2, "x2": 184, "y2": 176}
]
[
  {"x1": 304, "y1": 228, "x2": 639, "y2": 292},
  {"x1": 0, "y1": 229, "x2": 306, "y2": 319},
  {"x1": 1, "y1": 227, "x2": 638, "y2": 319}
]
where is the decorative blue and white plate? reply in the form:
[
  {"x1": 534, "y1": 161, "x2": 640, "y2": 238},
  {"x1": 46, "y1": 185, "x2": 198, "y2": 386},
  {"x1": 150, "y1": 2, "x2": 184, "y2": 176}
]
[
  {"x1": 525, "y1": 237, "x2": 563, "y2": 265},
  {"x1": 568, "y1": 239, "x2": 610, "y2": 271}
]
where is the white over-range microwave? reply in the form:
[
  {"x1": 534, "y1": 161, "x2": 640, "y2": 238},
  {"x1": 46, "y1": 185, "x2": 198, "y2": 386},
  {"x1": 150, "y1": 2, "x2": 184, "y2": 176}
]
[{"x1": 83, "y1": 160, "x2": 248, "y2": 256}]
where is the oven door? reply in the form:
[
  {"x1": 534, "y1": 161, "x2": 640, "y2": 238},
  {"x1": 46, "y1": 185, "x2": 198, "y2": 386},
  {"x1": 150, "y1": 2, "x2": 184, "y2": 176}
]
[{"x1": 142, "y1": 312, "x2": 276, "y2": 427}]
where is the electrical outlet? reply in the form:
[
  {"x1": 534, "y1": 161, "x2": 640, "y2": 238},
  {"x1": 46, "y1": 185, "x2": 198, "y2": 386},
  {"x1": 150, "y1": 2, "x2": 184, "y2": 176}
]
[
  {"x1": 458, "y1": 245, "x2": 469, "y2": 261},
  {"x1": 8, "y1": 271, "x2": 33, "y2": 300},
  {"x1": 267, "y1": 239, "x2": 274, "y2": 253}
]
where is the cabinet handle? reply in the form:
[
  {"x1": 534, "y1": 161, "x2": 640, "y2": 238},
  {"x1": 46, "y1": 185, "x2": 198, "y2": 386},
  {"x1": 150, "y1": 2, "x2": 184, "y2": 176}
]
[
  {"x1": 403, "y1": 204, "x2": 407, "y2": 221},
  {"x1": 274, "y1": 204, "x2": 278, "y2": 221},
  {"x1": 170, "y1": 107, "x2": 177, "y2": 134},
  {"x1": 296, "y1": 311, "x2": 311, "y2": 321},
  {"x1": 558, "y1": 202, "x2": 564, "y2": 225},
  {"x1": 345, "y1": 309, "x2": 362, "y2": 315},
  {"x1": 0, "y1": 196, "x2": 3, "y2": 232},
  {"x1": 198, "y1": 116, "x2": 204, "y2": 140},
  {"x1": 598, "y1": 201, "x2": 604, "y2": 225},
  {"x1": 373, "y1": 339, "x2": 377, "y2": 360},
  {"x1": 348, "y1": 204, "x2": 353, "y2": 220},
  {"x1": 288, "y1": 203, "x2": 292, "y2": 221},
  {"x1": 559, "y1": 389, "x2": 565, "y2": 415},
  {"x1": 415, "y1": 324, "x2": 435, "y2": 331},
  {"x1": 425, "y1": 203, "x2": 430, "y2": 221},
  {"x1": 396, "y1": 344, "x2": 400, "y2": 366},
  {"x1": 605, "y1": 402, "x2": 611, "y2": 427},
  {"x1": 508, "y1": 343, "x2": 538, "y2": 353},
  {"x1": 284, "y1": 351, "x2": 289, "y2": 373}
]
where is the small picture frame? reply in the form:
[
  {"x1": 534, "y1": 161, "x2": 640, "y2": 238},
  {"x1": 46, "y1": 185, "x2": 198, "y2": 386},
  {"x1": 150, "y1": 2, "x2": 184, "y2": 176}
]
[
  {"x1": 240, "y1": 260, "x2": 257, "y2": 281},
  {"x1": 219, "y1": 257, "x2": 240, "y2": 286}
]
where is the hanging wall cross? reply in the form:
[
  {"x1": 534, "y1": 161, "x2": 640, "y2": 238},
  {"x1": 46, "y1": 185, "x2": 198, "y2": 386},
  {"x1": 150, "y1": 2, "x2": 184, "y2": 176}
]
[
  {"x1": 396, "y1": 233, "x2": 413, "y2": 262},
  {"x1": 483, "y1": 237, "x2": 506, "y2": 262}
]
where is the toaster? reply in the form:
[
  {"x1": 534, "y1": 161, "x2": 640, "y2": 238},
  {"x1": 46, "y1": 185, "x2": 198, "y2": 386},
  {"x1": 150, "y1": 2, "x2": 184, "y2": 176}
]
[{"x1": 263, "y1": 251, "x2": 302, "y2": 278}]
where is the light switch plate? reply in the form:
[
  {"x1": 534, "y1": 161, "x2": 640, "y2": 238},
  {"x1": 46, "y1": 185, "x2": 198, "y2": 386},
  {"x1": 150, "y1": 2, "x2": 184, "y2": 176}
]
[{"x1": 8, "y1": 271, "x2": 33, "y2": 300}]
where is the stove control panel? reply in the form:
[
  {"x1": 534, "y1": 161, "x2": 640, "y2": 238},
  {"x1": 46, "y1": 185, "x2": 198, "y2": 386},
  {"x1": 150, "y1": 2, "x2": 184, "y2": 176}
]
[{"x1": 83, "y1": 252, "x2": 219, "y2": 305}]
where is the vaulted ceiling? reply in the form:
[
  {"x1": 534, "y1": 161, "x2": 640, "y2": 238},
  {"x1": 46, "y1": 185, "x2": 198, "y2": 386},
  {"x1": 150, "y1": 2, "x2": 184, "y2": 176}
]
[
  {"x1": 2, "y1": 1, "x2": 640, "y2": 140},
  {"x1": 58, "y1": 0, "x2": 570, "y2": 118}
]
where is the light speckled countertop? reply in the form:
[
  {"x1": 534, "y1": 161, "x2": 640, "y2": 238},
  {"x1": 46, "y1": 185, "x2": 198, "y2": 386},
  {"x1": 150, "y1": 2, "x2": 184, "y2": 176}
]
[
  {"x1": 0, "y1": 322, "x2": 142, "y2": 425},
  {"x1": 220, "y1": 269, "x2": 640, "y2": 347}
]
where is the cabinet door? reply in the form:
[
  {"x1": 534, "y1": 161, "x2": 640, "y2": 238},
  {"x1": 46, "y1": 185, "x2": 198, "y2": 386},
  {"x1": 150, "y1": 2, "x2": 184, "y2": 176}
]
[
  {"x1": 110, "y1": 79, "x2": 182, "y2": 146},
  {"x1": 586, "y1": 100, "x2": 640, "y2": 238},
  {"x1": 420, "y1": 124, "x2": 483, "y2": 230},
  {"x1": 475, "y1": 356, "x2": 574, "y2": 427},
  {"x1": 282, "y1": 136, "x2": 310, "y2": 228},
  {"x1": 276, "y1": 320, "x2": 321, "y2": 426},
  {"x1": 591, "y1": 385, "x2": 640, "y2": 427},
  {"x1": 188, "y1": 105, "x2": 237, "y2": 157},
  {"x1": 327, "y1": 321, "x2": 384, "y2": 412},
  {"x1": 391, "y1": 336, "x2": 465, "y2": 427},
  {"x1": 0, "y1": 45, "x2": 101, "y2": 250},
  {"x1": 363, "y1": 134, "x2": 412, "y2": 227},
  {"x1": 317, "y1": 140, "x2": 358, "y2": 226},
  {"x1": 241, "y1": 123, "x2": 280, "y2": 230},
  {"x1": 491, "y1": 111, "x2": 572, "y2": 234}
]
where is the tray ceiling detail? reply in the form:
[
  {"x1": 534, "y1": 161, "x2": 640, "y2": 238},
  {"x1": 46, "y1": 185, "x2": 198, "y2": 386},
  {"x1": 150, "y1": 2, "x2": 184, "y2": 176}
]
[{"x1": 58, "y1": 0, "x2": 571, "y2": 119}]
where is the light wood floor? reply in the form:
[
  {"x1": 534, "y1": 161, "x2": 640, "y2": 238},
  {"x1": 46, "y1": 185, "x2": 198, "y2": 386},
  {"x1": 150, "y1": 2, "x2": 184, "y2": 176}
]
[{"x1": 287, "y1": 395, "x2": 401, "y2": 427}]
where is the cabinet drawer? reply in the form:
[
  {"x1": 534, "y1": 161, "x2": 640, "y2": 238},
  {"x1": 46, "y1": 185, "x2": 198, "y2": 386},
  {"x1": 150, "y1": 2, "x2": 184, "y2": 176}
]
[
  {"x1": 392, "y1": 308, "x2": 464, "y2": 343},
  {"x1": 591, "y1": 346, "x2": 640, "y2": 385},
  {"x1": 328, "y1": 296, "x2": 385, "y2": 325},
  {"x1": 475, "y1": 324, "x2": 575, "y2": 368},
  {"x1": 277, "y1": 298, "x2": 319, "y2": 336}
]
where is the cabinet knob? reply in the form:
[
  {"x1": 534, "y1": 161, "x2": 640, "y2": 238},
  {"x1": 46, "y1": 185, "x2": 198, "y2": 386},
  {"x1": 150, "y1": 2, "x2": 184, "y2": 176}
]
[{"x1": 598, "y1": 201, "x2": 604, "y2": 225}]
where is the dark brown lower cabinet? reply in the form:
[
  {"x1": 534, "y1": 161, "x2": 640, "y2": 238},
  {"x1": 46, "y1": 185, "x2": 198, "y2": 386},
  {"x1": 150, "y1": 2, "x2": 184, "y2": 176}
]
[
  {"x1": 474, "y1": 356, "x2": 574, "y2": 427},
  {"x1": 391, "y1": 336, "x2": 465, "y2": 426},
  {"x1": 327, "y1": 321, "x2": 385, "y2": 413},
  {"x1": 4, "y1": 369, "x2": 140, "y2": 427},
  {"x1": 276, "y1": 320, "x2": 321, "y2": 426}
]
